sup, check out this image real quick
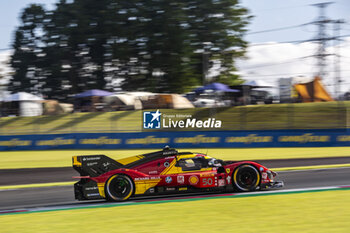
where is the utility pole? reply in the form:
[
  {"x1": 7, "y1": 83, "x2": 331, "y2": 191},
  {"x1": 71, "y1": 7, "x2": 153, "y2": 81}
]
[
  {"x1": 311, "y1": 2, "x2": 334, "y2": 80},
  {"x1": 333, "y1": 20, "x2": 345, "y2": 99},
  {"x1": 311, "y1": 2, "x2": 346, "y2": 99}
]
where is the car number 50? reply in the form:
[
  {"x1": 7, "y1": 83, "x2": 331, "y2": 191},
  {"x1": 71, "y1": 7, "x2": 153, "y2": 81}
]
[{"x1": 203, "y1": 178, "x2": 213, "y2": 185}]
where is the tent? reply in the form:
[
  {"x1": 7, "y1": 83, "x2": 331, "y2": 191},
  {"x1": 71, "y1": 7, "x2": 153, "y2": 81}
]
[
  {"x1": 104, "y1": 94, "x2": 143, "y2": 110},
  {"x1": 229, "y1": 80, "x2": 275, "y2": 105},
  {"x1": 243, "y1": 80, "x2": 272, "y2": 88},
  {"x1": 42, "y1": 100, "x2": 73, "y2": 115},
  {"x1": 3, "y1": 92, "x2": 43, "y2": 117},
  {"x1": 74, "y1": 89, "x2": 113, "y2": 98},
  {"x1": 139, "y1": 94, "x2": 194, "y2": 109},
  {"x1": 3, "y1": 92, "x2": 43, "y2": 102},
  {"x1": 157, "y1": 94, "x2": 194, "y2": 109},
  {"x1": 293, "y1": 77, "x2": 333, "y2": 102},
  {"x1": 194, "y1": 82, "x2": 239, "y2": 94},
  {"x1": 74, "y1": 89, "x2": 114, "y2": 112}
]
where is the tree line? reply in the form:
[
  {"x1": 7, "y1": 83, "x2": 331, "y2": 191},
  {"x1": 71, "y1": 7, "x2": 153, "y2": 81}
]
[{"x1": 10, "y1": 0, "x2": 250, "y2": 100}]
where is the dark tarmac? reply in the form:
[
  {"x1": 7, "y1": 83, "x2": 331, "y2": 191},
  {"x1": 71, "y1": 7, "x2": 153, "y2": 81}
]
[
  {"x1": 1, "y1": 157, "x2": 350, "y2": 211},
  {"x1": 1, "y1": 156, "x2": 350, "y2": 186}
]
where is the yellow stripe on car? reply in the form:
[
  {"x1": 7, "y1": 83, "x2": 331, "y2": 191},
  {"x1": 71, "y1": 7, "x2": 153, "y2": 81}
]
[
  {"x1": 72, "y1": 156, "x2": 81, "y2": 166},
  {"x1": 97, "y1": 183, "x2": 105, "y2": 198},
  {"x1": 134, "y1": 179, "x2": 161, "y2": 195},
  {"x1": 117, "y1": 155, "x2": 142, "y2": 165}
]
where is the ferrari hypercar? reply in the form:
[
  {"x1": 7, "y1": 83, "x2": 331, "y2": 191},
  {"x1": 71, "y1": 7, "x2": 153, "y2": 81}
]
[{"x1": 73, "y1": 147, "x2": 283, "y2": 201}]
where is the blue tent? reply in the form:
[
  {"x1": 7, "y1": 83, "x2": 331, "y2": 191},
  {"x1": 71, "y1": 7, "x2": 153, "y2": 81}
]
[
  {"x1": 74, "y1": 89, "x2": 113, "y2": 98},
  {"x1": 194, "y1": 82, "x2": 239, "y2": 93}
]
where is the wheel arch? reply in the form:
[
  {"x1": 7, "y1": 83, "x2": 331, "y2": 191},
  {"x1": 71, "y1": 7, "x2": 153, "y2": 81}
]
[
  {"x1": 232, "y1": 163, "x2": 262, "y2": 191},
  {"x1": 105, "y1": 173, "x2": 136, "y2": 201}
]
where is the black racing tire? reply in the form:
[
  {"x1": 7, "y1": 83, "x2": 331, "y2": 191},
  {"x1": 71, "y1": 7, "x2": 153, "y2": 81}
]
[
  {"x1": 105, "y1": 174, "x2": 134, "y2": 201},
  {"x1": 232, "y1": 164, "x2": 261, "y2": 192}
]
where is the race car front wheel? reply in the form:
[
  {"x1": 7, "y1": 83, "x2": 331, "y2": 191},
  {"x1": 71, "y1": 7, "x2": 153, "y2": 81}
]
[
  {"x1": 232, "y1": 165, "x2": 260, "y2": 192},
  {"x1": 106, "y1": 174, "x2": 134, "y2": 201}
]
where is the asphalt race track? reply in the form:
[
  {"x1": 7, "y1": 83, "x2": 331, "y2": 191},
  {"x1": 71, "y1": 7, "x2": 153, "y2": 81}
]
[
  {"x1": 2, "y1": 156, "x2": 350, "y2": 186},
  {"x1": 1, "y1": 157, "x2": 350, "y2": 212}
]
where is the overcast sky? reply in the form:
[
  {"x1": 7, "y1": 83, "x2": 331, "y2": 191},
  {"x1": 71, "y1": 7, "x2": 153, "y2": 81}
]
[{"x1": 1, "y1": 0, "x2": 350, "y2": 95}]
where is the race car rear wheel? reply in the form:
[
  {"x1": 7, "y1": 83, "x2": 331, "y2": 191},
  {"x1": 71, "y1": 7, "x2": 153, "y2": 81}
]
[
  {"x1": 106, "y1": 174, "x2": 134, "y2": 201},
  {"x1": 232, "y1": 165, "x2": 260, "y2": 192}
]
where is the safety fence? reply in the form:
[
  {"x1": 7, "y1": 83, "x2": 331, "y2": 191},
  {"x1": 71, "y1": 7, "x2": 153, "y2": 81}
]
[
  {"x1": 0, "y1": 128, "x2": 349, "y2": 151},
  {"x1": 0, "y1": 101, "x2": 349, "y2": 135}
]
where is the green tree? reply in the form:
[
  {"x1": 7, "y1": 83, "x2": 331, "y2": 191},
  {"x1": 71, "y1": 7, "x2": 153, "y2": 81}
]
[
  {"x1": 10, "y1": 0, "x2": 250, "y2": 99},
  {"x1": 10, "y1": 4, "x2": 46, "y2": 95},
  {"x1": 185, "y1": 0, "x2": 250, "y2": 85}
]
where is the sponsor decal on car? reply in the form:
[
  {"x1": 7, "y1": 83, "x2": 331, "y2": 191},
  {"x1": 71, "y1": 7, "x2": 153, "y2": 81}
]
[
  {"x1": 189, "y1": 175, "x2": 199, "y2": 185},
  {"x1": 177, "y1": 175, "x2": 184, "y2": 184},
  {"x1": 163, "y1": 150, "x2": 177, "y2": 156},
  {"x1": 226, "y1": 168, "x2": 230, "y2": 173},
  {"x1": 86, "y1": 193, "x2": 100, "y2": 197},
  {"x1": 262, "y1": 172, "x2": 268, "y2": 179},
  {"x1": 200, "y1": 173, "x2": 214, "y2": 177},
  {"x1": 218, "y1": 179, "x2": 225, "y2": 186},
  {"x1": 179, "y1": 187, "x2": 188, "y2": 191},
  {"x1": 164, "y1": 161, "x2": 170, "y2": 167},
  {"x1": 82, "y1": 157, "x2": 101, "y2": 161},
  {"x1": 226, "y1": 175, "x2": 231, "y2": 184},
  {"x1": 87, "y1": 162, "x2": 98, "y2": 166},
  {"x1": 165, "y1": 176, "x2": 172, "y2": 183},
  {"x1": 134, "y1": 176, "x2": 161, "y2": 181}
]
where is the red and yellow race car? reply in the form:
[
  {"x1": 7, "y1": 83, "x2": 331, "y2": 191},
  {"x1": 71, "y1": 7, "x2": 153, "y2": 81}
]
[{"x1": 73, "y1": 147, "x2": 283, "y2": 201}]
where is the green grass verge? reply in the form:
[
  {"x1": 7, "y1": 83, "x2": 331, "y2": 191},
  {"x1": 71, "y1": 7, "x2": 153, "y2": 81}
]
[
  {"x1": 1, "y1": 147, "x2": 349, "y2": 169},
  {"x1": 1, "y1": 189, "x2": 349, "y2": 233},
  {"x1": 0, "y1": 101, "x2": 349, "y2": 135}
]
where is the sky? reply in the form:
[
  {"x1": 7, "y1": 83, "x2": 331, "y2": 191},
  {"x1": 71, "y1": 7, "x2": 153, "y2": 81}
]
[
  {"x1": 0, "y1": 0, "x2": 56, "y2": 50},
  {"x1": 239, "y1": 0, "x2": 350, "y2": 96},
  {"x1": 0, "y1": 0, "x2": 350, "y2": 96},
  {"x1": 241, "y1": 0, "x2": 350, "y2": 43}
]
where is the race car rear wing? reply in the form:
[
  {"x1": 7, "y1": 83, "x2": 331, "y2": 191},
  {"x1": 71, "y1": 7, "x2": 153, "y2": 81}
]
[{"x1": 73, "y1": 155, "x2": 123, "y2": 177}]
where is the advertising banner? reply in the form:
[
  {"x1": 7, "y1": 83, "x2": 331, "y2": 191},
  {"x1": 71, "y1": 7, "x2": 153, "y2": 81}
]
[{"x1": 0, "y1": 129, "x2": 349, "y2": 151}]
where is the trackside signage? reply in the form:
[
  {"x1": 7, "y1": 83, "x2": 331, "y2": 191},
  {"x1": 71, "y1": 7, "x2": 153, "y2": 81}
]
[
  {"x1": 0, "y1": 129, "x2": 348, "y2": 151},
  {"x1": 143, "y1": 110, "x2": 222, "y2": 130}
]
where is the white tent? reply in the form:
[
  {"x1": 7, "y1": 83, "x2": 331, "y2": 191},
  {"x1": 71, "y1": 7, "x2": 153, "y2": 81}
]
[
  {"x1": 3, "y1": 92, "x2": 43, "y2": 117},
  {"x1": 4, "y1": 92, "x2": 43, "y2": 102},
  {"x1": 104, "y1": 94, "x2": 143, "y2": 110},
  {"x1": 163, "y1": 94, "x2": 194, "y2": 109},
  {"x1": 243, "y1": 80, "x2": 273, "y2": 88}
]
